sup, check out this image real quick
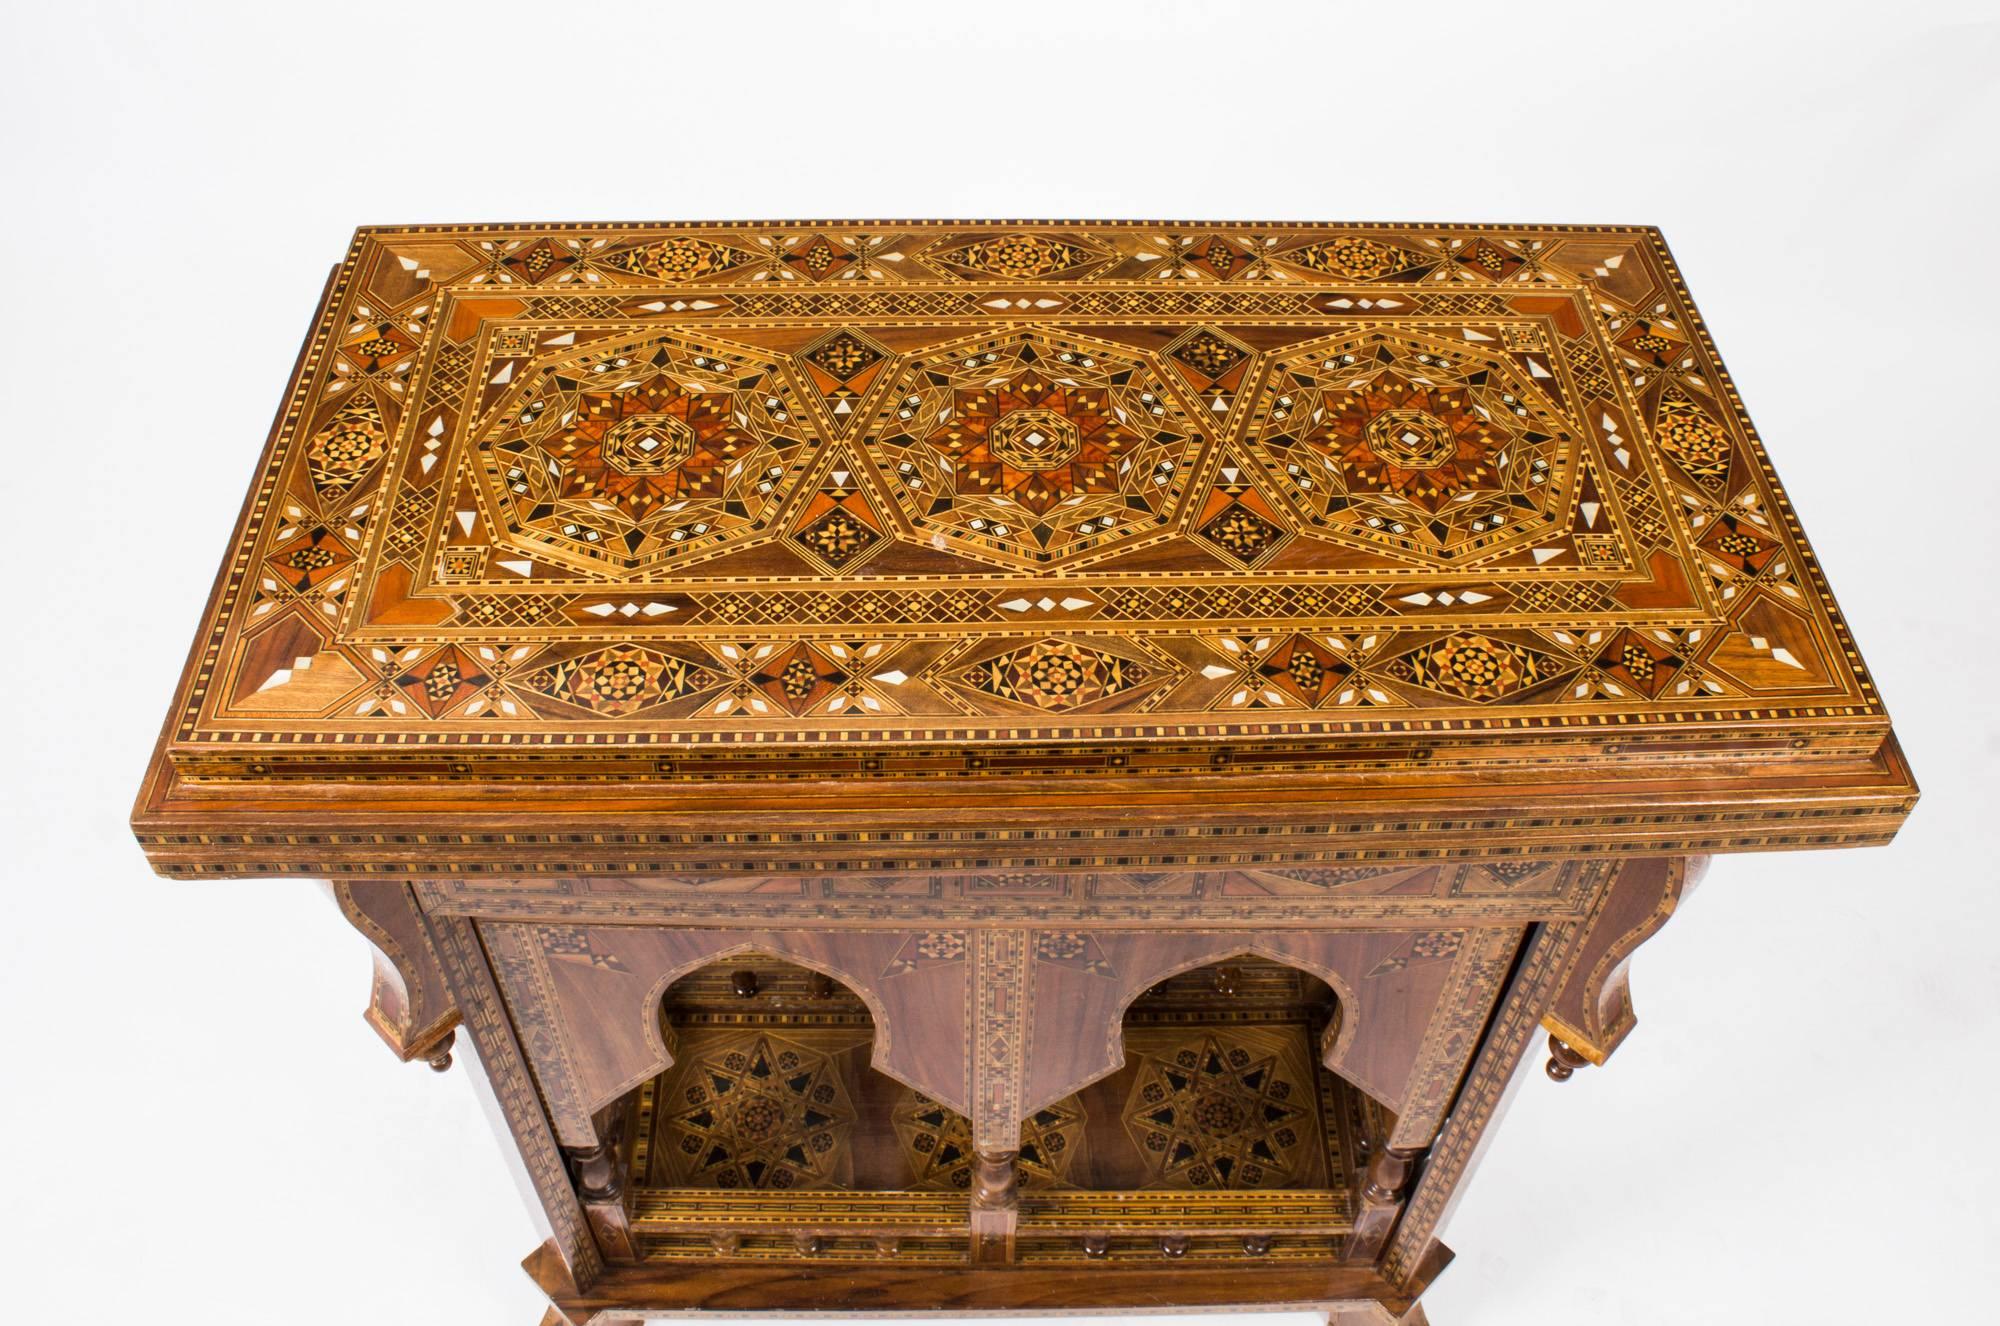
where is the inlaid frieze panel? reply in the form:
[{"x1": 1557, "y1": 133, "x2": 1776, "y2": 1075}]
[
  {"x1": 482, "y1": 918, "x2": 1518, "y2": 1156},
  {"x1": 416, "y1": 858, "x2": 1602, "y2": 927}
]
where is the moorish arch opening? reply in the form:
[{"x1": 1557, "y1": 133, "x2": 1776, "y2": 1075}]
[
  {"x1": 605, "y1": 952, "x2": 967, "y2": 1264},
  {"x1": 591, "y1": 952, "x2": 1384, "y2": 1267},
  {"x1": 1001, "y1": 955, "x2": 1384, "y2": 1263}
]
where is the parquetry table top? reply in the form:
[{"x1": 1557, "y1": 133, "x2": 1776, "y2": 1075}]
[{"x1": 133, "y1": 221, "x2": 1916, "y2": 876}]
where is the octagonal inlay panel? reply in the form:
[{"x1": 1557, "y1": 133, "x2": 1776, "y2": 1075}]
[
  {"x1": 472, "y1": 332, "x2": 815, "y2": 572},
  {"x1": 863, "y1": 327, "x2": 1208, "y2": 567},
  {"x1": 1245, "y1": 328, "x2": 1584, "y2": 565}
]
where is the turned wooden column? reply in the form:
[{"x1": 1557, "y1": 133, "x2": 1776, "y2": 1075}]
[
  {"x1": 565, "y1": 1139, "x2": 636, "y2": 1263},
  {"x1": 969, "y1": 1149, "x2": 1019, "y2": 1265},
  {"x1": 1344, "y1": 1145, "x2": 1424, "y2": 1263}
]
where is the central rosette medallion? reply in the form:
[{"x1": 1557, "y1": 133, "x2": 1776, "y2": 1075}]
[
  {"x1": 926, "y1": 370, "x2": 1137, "y2": 517},
  {"x1": 1363, "y1": 407, "x2": 1459, "y2": 471},
  {"x1": 1327, "y1": 374, "x2": 1505, "y2": 512}
]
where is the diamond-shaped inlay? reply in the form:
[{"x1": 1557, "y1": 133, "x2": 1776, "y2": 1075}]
[
  {"x1": 601, "y1": 412, "x2": 694, "y2": 475},
  {"x1": 1387, "y1": 632, "x2": 1558, "y2": 702},
  {"x1": 984, "y1": 407, "x2": 1081, "y2": 472},
  {"x1": 1198, "y1": 502, "x2": 1282, "y2": 564},
  {"x1": 517, "y1": 645, "x2": 718, "y2": 716}
]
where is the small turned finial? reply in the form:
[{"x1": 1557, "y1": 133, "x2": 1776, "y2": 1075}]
[
  {"x1": 423, "y1": 1028, "x2": 456, "y2": 1073},
  {"x1": 1082, "y1": 1233, "x2": 1111, "y2": 1258},
  {"x1": 1242, "y1": 1234, "x2": 1272, "y2": 1256},
  {"x1": 709, "y1": 1231, "x2": 740, "y2": 1255},
  {"x1": 730, "y1": 969, "x2": 760, "y2": 998},
  {"x1": 793, "y1": 1232, "x2": 825, "y2": 1255},
  {"x1": 1159, "y1": 1234, "x2": 1189, "y2": 1259},
  {"x1": 873, "y1": 1234, "x2": 901, "y2": 1256},
  {"x1": 810, "y1": 972, "x2": 837, "y2": 1000},
  {"x1": 1545, "y1": 1033, "x2": 1590, "y2": 1083}
]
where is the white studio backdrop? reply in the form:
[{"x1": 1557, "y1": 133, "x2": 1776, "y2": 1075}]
[{"x1": 1, "y1": 2, "x2": 1995, "y2": 1323}]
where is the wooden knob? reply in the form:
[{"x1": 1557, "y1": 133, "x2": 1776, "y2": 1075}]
[
  {"x1": 873, "y1": 1235, "x2": 901, "y2": 1256},
  {"x1": 731, "y1": 969, "x2": 760, "y2": 998},
  {"x1": 709, "y1": 1231, "x2": 740, "y2": 1255},
  {"x1": 1242, "y1": 1234, "x2": 1272, "y2": 1256},
  {"x1": 793, "y1": 1233, "x2": 824, "y2": 1255},
  {"x1": 810, "y1": 973, "x2": 837, "y2": 1000},
  {"x1": 423, "y1": 1028, "x2": 456, "y2": 1073},
  {"x1": 1212, "y1": 966, "x2": 1239, "y2": 996},
  {"x1": 1082, "y1": 1233, "x2": 1110, "y2": 1258},
  {"x1": 1545, "y1": 1033, "x2": 1590, "y2": 1083},
  {"x1": 1159, "y1": 1235, "x2": 1189, "y2": 1259}
]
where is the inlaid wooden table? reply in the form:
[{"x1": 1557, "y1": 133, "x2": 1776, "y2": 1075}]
[{"x1": 133, "y1": 220, "x2": 1916, "y2": 1325}]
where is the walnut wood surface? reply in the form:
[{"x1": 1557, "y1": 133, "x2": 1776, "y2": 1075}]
[
  {"x1": 131, "y1": 220, "x2": 1915, "y2": 877},
  {"x1": 532, "y1": 1259, "x2": 1419, "y2": 1322}
]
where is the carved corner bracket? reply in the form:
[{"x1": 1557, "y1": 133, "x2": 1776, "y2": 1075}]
[
  {"x1": 331, "y1": 881, "x2": 460, "y2": 1068},
  {"x1": 1540, "y1": 855, "x2": 1709, "y2": 1078}
]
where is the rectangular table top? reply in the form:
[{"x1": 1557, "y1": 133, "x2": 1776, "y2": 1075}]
[{"x1": 134, "y1": 221, "x2": 1915, "y2": 876}]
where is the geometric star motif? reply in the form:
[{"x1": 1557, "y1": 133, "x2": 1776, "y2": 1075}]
[
  {"x1": 1122, "y1": 1033, "x2": 1309, "y2": 1188},
  {"x1": 660, "y1": 1034, "x2": 854, "y2": 1191},
  {"x1": 1248, "y1": 328, "x2": 1581, "y2": 566},
  {"x1": 473, "y1": 333, "x2": 813, "y2": 572},
  {"x1": 867, "y1": 327, "x2": 1207, "y2": 568}
]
